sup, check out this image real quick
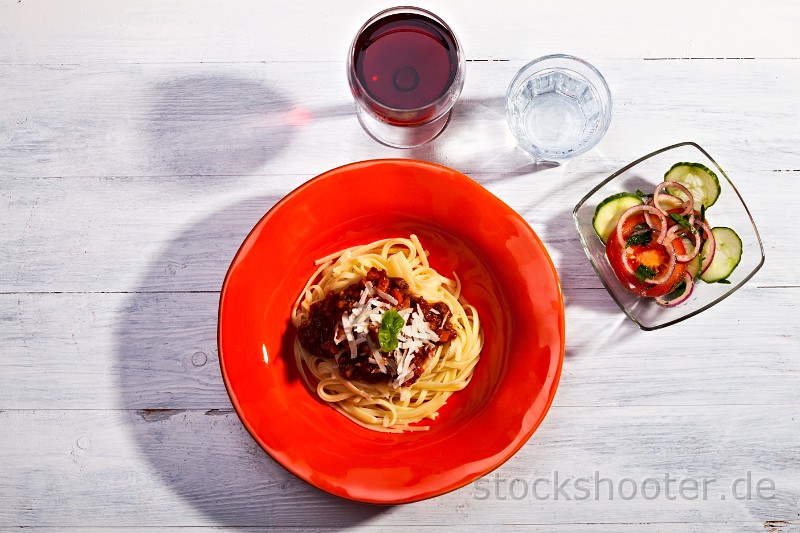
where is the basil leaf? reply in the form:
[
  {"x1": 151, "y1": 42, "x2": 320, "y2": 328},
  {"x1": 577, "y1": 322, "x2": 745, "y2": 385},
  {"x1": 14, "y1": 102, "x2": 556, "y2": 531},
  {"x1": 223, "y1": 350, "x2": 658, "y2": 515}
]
[
  {"x1": 382, "y1": 309, "x2": 404, "y2": 334},
  {"x1": 635, "y1": 189, "x2": 652, "y2": 199},
  {"x1": 717, "y1": 279, "x2": 731, "y2": 285},
  {"x1": 626, "y1": 231, "x2": 652, "y2": 247},
  {"x1": 635, "y1": 264, "x2": 657, "y2": 282},
  {"x1": 378, "y1": 328, "x2": 397, "y2": 352},
  {"x1": 379, "y1": 309, "x2": 405, "y2": 352}
]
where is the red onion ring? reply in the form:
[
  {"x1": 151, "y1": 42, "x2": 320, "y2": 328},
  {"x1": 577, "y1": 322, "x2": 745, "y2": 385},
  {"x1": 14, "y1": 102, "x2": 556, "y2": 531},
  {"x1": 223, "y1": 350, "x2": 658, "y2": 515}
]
[
  {"x1": 666, "y1": 221, "x2": 701, "y2": 263},
  {"x1": 698, "y1": 221, "x2": 716, "y2": 276},
  {"x1": 655, "y1": 272, "x2": 695, "y2": 307},
  {"x1": 616, "y1": 204, "x2": 668, "y2": 247},
  {"x1": 620, "y1": 247, "x2": 638, "y2": 277},
  {"x1": 645, "y1": 194, "x2": 683, "y2": 229},
  {"x1": 654, "y1": 181, "x2": 694, "y2": 216},
  {"x1": 642, "y1": 197, "x2": 659, "y2": 231}
]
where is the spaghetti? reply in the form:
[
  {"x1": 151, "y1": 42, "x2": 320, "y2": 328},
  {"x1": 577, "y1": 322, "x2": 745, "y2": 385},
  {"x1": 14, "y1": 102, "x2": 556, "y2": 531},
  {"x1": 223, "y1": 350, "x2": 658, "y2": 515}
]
[{"x1": 291, "y1": 235, "x2": 483, "y2": 433}]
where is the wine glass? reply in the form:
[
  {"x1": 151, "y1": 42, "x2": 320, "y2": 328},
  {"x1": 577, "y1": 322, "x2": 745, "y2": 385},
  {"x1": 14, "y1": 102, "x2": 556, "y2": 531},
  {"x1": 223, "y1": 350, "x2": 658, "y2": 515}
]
[{"x1": 347, "y1": 7, "x2": 465, "y2": 149}]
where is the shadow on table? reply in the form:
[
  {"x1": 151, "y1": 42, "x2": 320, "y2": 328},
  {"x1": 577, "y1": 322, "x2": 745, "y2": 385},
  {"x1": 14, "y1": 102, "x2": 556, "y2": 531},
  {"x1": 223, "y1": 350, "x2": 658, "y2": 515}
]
[
  {"x1": 147, "y1": 74, "x2": 297, "y2": 178},
  {"x1": 114, "y1": 194, "x2": 390, "y2": 527}
]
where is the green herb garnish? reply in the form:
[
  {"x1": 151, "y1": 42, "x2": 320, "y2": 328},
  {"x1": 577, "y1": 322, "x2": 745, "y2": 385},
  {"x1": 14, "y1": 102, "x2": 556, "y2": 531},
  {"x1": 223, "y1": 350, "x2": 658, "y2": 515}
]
[
  {"x1": 666, "y1": 279, "x2": 688, "y2": 298},
  {"x1": 669, "y1": 212, "x2": 697, "y2": 233},
  {"x1": 378, "y1": 309, "x2": 405, "y2": 352},
  {"x1": 635, "y1": 264, "x2": 657, "y2": 282},
  {"x1": 699, "y1": 205, "x2": 707, "y2": 238},
  {"x1": 716, "y1": 279, "x2": 731, "y2": 285},
  {"x1": 626, "y1": 231, "x2": 653, "y2": 247},
  {"x1": 635, "y1": 188, "x2": 652, "y2": 198}
]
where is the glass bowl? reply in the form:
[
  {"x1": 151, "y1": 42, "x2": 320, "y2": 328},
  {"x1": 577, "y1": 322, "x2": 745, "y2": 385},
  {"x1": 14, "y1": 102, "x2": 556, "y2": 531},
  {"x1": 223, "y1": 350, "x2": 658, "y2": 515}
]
[{"x1": 573, "y1": 142, "x2": 765, "y2": 330}]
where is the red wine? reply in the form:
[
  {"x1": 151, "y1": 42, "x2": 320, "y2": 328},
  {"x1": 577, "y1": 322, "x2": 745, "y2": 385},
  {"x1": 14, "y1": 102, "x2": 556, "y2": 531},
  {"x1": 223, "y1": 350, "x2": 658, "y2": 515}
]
[{"x1": 353, "y1": 13, "x2": 459, "y2": 112}]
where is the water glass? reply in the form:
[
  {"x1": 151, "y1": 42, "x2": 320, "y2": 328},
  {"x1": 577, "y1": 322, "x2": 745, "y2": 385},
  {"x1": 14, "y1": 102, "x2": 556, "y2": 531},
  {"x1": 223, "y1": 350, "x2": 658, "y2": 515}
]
[{"x1": 506, "y1": 54, "x2": 612, "y2": 160}]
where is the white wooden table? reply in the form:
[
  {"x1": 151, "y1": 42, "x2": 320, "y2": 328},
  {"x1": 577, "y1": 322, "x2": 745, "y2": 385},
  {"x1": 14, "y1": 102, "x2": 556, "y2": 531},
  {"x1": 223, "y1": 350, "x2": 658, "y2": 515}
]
[{"x1": 2, "y1": 1, "x2": 799, "y2": 531}]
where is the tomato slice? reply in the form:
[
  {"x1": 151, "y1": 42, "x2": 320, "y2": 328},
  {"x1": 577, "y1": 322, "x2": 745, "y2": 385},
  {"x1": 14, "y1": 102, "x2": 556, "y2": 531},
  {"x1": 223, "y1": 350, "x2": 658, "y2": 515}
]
[{"x1": 606, "y1": 213, "x2": 687, "y2": 297}]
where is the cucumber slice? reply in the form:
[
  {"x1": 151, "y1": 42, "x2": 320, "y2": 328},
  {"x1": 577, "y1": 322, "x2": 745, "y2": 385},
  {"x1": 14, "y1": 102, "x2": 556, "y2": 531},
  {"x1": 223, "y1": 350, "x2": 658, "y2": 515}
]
[
  {"x1": 700, "y1": 227, "x2": 742, "y2": 283},
  {"x1": 592, "y1": 192, "x2": 643, "y2": 244},
  {"x1": 664, "y1": 162, "x2": 721, "y2": 208}
]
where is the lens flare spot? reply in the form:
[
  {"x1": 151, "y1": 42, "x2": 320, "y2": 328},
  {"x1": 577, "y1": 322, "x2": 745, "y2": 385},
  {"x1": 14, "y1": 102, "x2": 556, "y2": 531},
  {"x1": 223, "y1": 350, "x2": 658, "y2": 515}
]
[{"x1": 286, "y1": 107, "x2": 312, "y2": 126}]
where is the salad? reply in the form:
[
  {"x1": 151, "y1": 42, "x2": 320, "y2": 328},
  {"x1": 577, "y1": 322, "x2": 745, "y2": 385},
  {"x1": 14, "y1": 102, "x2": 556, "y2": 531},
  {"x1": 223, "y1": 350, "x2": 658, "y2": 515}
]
[{"x1": 592, "y1": 162, "x2": 742, "y2": 307}]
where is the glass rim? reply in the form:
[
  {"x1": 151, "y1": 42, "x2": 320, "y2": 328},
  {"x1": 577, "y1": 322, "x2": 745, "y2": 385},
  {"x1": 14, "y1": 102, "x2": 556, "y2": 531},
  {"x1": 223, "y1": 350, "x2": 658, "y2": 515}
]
[
  {"x1": 506, "y1": 54, "x2": 612, "y2": 104},
  {"x1": 347, "y1": 5, "x2": 466, "y2": 118}
]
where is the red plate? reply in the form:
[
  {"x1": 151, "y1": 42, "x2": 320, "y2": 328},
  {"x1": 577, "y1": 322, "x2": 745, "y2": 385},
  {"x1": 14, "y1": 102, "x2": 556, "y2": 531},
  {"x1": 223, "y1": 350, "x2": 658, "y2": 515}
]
[{"x1": 218, "y1": 159, "x2": 564, "y2": 503}]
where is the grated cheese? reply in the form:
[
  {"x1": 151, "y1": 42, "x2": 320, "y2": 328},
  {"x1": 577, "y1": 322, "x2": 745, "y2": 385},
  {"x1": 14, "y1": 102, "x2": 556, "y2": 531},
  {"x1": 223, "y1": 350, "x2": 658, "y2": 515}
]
[
  {"x1": 340, "y1": 284, "x2": 443, "y2": 388},
  {"x1": 375, "y1": 288, "x2": 398, "y2": 305}
]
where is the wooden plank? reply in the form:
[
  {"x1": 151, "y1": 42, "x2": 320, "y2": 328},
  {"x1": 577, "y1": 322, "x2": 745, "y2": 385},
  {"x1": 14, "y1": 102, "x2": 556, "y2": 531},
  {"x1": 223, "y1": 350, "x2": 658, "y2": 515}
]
[
  {"x1": 0, "y1": 407, "x2": 797, "y2": 527},
  {"x1": 0, "y1": 292, "x2": 222, "y2": 409},
  {"x1": 1, "y1": 1, "x2": 798, "y2": 63},
  {"x1": 0, "y1": 286, "x2": 796, "y2": 409},
  {"x1": 0, "y1": 175, "x2": 299, "y2": 293},
  {"x1": 0, "y1": 60, "x2": 798, "y2": 179}
]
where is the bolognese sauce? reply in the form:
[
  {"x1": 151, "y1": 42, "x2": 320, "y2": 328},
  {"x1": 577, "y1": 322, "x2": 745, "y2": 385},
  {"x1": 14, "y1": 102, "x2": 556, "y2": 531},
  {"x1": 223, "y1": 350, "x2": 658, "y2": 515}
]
[{"x1": 297, "y1": 267, "x2": 456, "y2": 386}]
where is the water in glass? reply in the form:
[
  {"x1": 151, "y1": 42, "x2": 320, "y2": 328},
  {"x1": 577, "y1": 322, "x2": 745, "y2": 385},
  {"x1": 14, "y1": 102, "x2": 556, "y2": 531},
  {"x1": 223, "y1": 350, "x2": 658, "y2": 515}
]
[{"x1": 508, "y1": 68, "x2": 603, "y2": 158}]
